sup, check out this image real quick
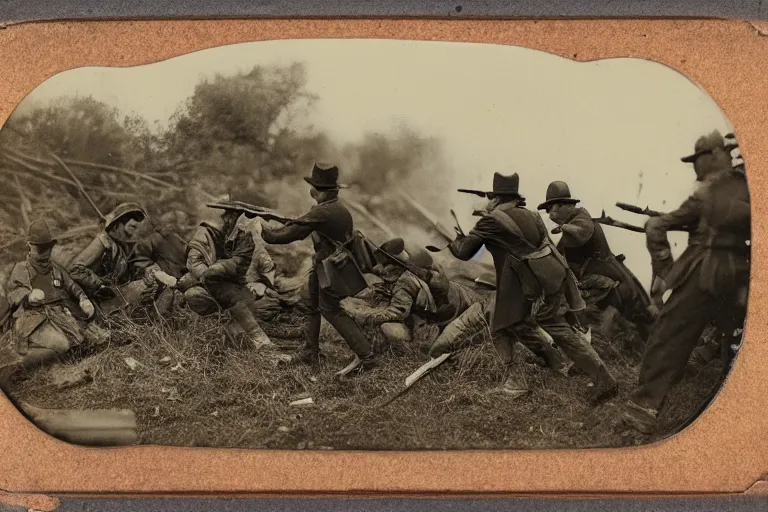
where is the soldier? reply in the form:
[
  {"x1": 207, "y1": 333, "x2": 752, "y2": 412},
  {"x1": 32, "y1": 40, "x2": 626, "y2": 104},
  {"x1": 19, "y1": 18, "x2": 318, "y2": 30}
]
[
  {"x1": 446, "y1": 172, "x2": 618, "y2": 405},
  {"x1": 68, "y1": 203, "x2": 178, "y2": 316},
  {"x1": 355, "y1": 239, "x2": 443, "y2": 345},
  {"x1": 260, "y1": 163, "x2": 376, "y2": 371},
  {"x1": 179, "y1": 200, "x2": 274, "y2": 351},
  {"x1": 621, "y1": 130, "x2": 750, "y2": 434},
  {"x1": 0, "y1": 219, "x2": 105, "y2": 376},
  {"x1": 537, "y1": 181, "x2": 655, "y2": 340},
  {"x1": 427, "y1": 293, "x2": 573, "y2": 378}
]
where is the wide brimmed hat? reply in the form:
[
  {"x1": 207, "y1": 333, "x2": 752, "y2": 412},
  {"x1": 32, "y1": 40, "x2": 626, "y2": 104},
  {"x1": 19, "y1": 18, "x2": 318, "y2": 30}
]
[
  {"x1": 27, "y1": 219, "x2": 57, "y2": 246},
  {"x1": 458, "y1": 172, "x2": 524, "y2": 200},
  {"x1": 537, "y1": 181, "x2": 580, "y2": 211},
  {"x1": 303, "y1": 163, "x2": 348, "y2": 190},
  {"x1": 104, "y1": 202, "x2": 147, "y2": 231},
  {"x1": 681, "y1": 130, "x2": 727, "y2": 163}
]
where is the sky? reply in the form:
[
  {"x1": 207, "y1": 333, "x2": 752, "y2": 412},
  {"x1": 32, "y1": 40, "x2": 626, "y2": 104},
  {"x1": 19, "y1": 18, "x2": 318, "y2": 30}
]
[{"x1": 10, "y1": 39, "x2": 737, "y2": 290}]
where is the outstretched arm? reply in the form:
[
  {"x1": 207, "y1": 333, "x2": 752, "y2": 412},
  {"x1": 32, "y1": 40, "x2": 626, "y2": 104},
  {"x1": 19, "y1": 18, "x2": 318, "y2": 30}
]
[
  {"x1": 366, "y1": 288, "x2": 415, "y2": 325},
  {"x1": 559, "y1": 211, "x2": 594, "y2": 247}
]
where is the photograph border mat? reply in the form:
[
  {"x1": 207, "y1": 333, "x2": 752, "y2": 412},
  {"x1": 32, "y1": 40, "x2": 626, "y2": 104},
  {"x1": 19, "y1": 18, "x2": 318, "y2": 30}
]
[{"x1": 0, "y1": 14, "x2": 767, "y2": 502}]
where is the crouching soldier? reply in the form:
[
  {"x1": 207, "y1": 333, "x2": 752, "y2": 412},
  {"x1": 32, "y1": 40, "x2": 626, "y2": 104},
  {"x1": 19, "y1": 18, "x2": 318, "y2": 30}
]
[
  {"x1": 179, "y1": 200, "x2": 275, "y2": 351},
  {"x1": 537, "y1": 181, "x2": 655, "y2": 341},
  {"x1": 447, "y1": 172, "x2": 618, "y2": 405},
  {"x1": 1, "y1": 220, "x2": 107, "y2": 375},
  {"x1": 68, "y1": 203, "x2": 175, "y2": 317}
]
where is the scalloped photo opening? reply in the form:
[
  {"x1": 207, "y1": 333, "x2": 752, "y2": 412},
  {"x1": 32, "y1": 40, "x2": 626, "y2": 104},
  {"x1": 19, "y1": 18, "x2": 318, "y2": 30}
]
[{"x1": 0, "y1": 39, "x2": 750, "y2": 450}]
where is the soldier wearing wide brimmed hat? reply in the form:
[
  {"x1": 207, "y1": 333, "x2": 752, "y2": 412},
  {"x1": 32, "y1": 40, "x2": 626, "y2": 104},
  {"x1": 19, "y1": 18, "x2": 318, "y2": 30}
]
[
  {"x1": 261, "y1": 163, "x2": 376, "y2": 372},
  {"x1": 537, "y1": 181, "x2": 654, "y2": 342},
  {"x1": 361, "y1": 238, "x2": 489, "y2": 348},
  {"x1": 180, "y1": 192, "x2": 282, "y2": 354},
  {"x1": 69, "y1": 202, "x2": 148, "y2": 297},
  {"x1": 1, "y1": 219, "x2": 104, "y2": 377},
  {"x1": 622, "y1": 130, "x2": 751, "y2": 435},
  {"x1": 69, "y1": 202, "x2": 183, "y2": 318},
  {"x1": 355, "y1": 238, "x2": 441, "y2": 346},
  {"x1": 446, "y1": 172, "x2": 618, "y2": 405}
]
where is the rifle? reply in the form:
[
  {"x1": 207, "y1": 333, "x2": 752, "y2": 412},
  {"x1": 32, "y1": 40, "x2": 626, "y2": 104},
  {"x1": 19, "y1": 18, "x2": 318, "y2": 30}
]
[
  {"x1": 615, "y1": 202, "x2": 664, "y2": 217},
  {"x1": 592, "y1": 211, "x2": 646, "y2": 233},
  {"x1": 226, "y1": 201, "x2": 312, "y2": 226},
  {"x1": 370, "y1": 243, "x2": 433, "y2": 284}
]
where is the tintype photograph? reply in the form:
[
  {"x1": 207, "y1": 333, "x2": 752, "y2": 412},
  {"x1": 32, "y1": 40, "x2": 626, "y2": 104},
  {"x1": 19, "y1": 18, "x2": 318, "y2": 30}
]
[{"x1": 0, "y1": 39, "x2": 750, "y2": 450}]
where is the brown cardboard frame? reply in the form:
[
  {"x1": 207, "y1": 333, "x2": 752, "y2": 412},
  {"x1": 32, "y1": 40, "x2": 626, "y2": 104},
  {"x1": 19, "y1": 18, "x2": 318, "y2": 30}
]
[{"x1": 1, "y1": 18, "x2": 767, "y2": 497}]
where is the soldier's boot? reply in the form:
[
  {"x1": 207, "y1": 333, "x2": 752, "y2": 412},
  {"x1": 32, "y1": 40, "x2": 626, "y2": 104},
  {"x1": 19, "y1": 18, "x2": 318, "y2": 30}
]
[
  {"x1": 328, "y1": 313, "x2": 377, "y2": 376},
  {"x1": 229, "y1": 302, "x2": 274, "y2": 352},
  {"x1": 497, "y1": 365, "x2": 529, "y2": 400},
  {"x1": 620, "y1": 400, "x2": 658, "y2": 435},
  {"x1": 296, "y1": 313, "x2": 325, "y2": 366},
  {"x1": 518, "y1": 327, "x2": 573, "y2": 377},
  {"x1": 589, "y1": 364, "x2": 619, "y2": 406}
]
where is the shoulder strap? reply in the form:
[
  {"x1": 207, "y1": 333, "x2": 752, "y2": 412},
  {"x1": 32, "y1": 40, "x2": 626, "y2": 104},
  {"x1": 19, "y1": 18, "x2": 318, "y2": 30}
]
[{"x1": 484, "y1": 208, "x2": 541, "y2": 253}]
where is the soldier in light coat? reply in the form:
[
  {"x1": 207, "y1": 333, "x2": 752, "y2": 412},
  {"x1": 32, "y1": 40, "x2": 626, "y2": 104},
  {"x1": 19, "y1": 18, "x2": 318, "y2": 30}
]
[
  {"x1": 1, "y1": 219, "x2": 104, "y2": 374},
  {"x1": 179, "y1": 200, "x2": 275, "y2": 351}
]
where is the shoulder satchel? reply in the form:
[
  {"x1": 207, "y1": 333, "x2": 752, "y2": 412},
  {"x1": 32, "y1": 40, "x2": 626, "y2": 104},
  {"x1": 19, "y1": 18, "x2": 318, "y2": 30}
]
[{"x1": 314, "y1": 230, "x2": 369, "y2": 298}]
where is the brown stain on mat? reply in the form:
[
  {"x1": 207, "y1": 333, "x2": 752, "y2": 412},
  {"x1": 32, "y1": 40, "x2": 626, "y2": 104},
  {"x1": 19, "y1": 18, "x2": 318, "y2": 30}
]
[{"x1": 0, "y1": 18, "x2": 766, "y2": 496}]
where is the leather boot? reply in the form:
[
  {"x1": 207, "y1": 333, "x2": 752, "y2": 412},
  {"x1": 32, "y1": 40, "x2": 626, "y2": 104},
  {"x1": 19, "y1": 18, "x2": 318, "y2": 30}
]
[
  {"x1": 296, "y1": 313, "x2": 323, "y2": 365},
  {"x1": 589, "y1": 364, "x2": 619, "y2": 406},
  {"x1": 229, "y1": 302, "x2": 273, "y2": 350}
]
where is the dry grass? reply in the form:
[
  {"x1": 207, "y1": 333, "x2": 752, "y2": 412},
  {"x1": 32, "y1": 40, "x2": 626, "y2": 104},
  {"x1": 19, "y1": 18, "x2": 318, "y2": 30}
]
[{"x1": 5, "y1": 296, "x2": 726, "y2": 450}]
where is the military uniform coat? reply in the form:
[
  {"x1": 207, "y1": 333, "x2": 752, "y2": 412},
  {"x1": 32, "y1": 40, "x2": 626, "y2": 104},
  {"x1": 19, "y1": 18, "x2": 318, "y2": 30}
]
[
  {"x1": 557, "y1": 206, "x2": 651, "y2": 310},
  {"x1": 448, "y1": 202, "x2": 584, "y2": 331},
  {"x1": 6, "y1": 258, "x2": 88, "y2": 347}
]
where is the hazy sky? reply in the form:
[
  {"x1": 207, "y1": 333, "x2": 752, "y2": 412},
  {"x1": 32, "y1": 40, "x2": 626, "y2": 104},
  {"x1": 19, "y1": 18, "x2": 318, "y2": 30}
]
[{"x1": 12, "y1": 39, "x2": 737, "y2": 290}]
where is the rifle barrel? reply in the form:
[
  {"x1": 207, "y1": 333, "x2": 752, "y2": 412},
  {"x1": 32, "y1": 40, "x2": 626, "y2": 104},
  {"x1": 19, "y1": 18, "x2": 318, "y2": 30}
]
[{"x1": 615, "y1": 202, "x2": 664, "y2": 217}]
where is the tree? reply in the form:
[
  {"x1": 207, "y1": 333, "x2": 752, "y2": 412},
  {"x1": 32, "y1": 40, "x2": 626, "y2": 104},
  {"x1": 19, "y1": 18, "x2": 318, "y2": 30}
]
[
  {"x1": 162, "y1": 62, "x2": 319, "y2": 192},
  {"x1": 2, "y1": 95, "x2": 138, "y2": 166}
]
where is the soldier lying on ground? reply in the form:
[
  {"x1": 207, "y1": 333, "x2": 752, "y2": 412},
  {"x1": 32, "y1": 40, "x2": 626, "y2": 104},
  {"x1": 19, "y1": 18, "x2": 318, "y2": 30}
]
[
  {"x1": 0, "y1": 219, "x2": 108, "y2": 385},
  {"x1": 351, "y1": 238, "x2": 442, "y2": 346},
  {"x1": 427, "y1": 293, "x2": 573, "y2": 380},
  {"x1": 177, "y1": 198, "x2": 283, "y2": 355},
  {"x1": 68, "y1": 203, "x2": 180, "y2": 317},
  {"x1": 537, "y1": 181, "x2": 655, "y2": 342}
]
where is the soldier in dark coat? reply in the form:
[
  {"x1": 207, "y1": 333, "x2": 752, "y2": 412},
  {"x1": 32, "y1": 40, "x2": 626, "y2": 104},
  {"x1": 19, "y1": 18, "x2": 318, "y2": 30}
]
[
  {"x1": 260, "y1": 164, "x2": 375, "y2": 371},
  {"x1": 537, "y1": 181, "x2": 655, "y2": 339},
  {"x1": 446, "y1": 172, "x2": 618, "y2": 405},
  {"x1": 622, "y1": 130, "x2": 750, "y2": 434}
]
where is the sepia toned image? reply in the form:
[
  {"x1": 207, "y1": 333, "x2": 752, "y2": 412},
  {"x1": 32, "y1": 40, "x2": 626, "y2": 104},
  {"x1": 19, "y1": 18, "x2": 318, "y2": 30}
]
[{"x1": 0, "y1": 38, "x2": 750, "y2": 451}]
